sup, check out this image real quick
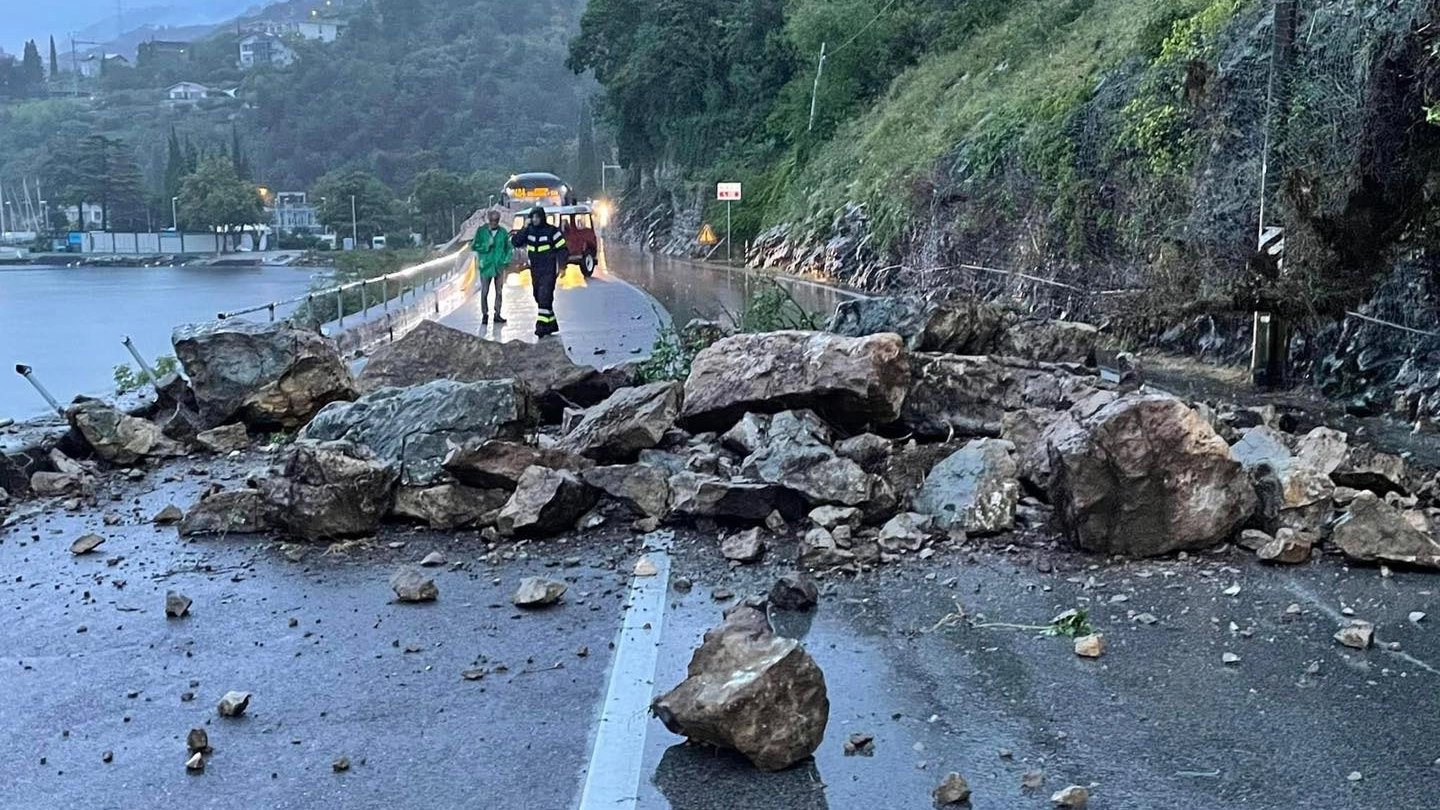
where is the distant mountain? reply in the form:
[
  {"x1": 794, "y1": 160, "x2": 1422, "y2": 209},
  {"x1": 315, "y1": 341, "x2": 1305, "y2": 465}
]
[{"x1": 3, "y1": 2, "x2": 260, "y2": 54}]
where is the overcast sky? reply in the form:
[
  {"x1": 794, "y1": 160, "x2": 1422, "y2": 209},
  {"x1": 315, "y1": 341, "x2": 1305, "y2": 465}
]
[{"x1": 2, "y1": 2, "x2": 254, "y2": 55}]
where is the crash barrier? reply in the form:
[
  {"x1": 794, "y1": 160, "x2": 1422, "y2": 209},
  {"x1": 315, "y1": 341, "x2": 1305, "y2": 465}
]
[{"x1": 216, "y1": 249, "x2": 474, "y2": 350}]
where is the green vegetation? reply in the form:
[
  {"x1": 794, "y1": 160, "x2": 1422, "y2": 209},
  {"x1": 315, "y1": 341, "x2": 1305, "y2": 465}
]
[{"x1": 113, "y1": 356, "x2": 181, "y2": 395}]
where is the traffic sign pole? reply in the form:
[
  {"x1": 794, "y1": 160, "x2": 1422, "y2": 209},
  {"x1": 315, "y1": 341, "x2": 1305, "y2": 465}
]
[{"x1": 726, "y1": 201, "x2": 732, "y2": 263}]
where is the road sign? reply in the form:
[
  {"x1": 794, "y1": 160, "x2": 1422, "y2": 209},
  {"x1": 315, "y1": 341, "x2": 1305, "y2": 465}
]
[
  {"x1": 698, "y1": 223, "x2": 719, "y2": 245},
  {"x1": 717, "y1": 182, "x2": 742, "y2": 201}
]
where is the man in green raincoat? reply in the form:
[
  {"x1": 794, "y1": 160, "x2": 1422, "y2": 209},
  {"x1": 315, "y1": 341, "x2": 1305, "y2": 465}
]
[{"x1": 470, "y1": 209, "x2": 512, "y2": 324}]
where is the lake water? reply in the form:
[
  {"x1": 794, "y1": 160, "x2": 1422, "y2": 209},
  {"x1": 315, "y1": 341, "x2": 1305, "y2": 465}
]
[{"x1": 0, "y1": 264, "x2": 321, "y2": 420}]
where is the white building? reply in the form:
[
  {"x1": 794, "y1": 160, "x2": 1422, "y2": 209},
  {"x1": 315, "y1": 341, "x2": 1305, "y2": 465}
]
[
  {"x1": 273, "y1": 192, "x2": 319, "y2": 233},
  {"x1": 238, "y1": 34, "x2": 296, "y2": 69},
  {"x1": 245, "y1": 19, "x2": 347, "y2": 42},
  {"x1": 165, "y1": 81, "x2": 211, "y2": 105},
  {"x1": 64, "y1": 203, "x2": 105, "y2": 229}
]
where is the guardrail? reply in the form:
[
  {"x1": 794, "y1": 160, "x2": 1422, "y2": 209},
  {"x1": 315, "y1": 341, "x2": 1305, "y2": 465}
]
[{"x1": 216, "y1": 249, "x2": 469, "y2": 333}]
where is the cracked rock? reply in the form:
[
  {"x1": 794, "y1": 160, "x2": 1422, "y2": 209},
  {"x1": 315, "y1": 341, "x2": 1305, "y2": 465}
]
[
  {"x1": 217, "y1": 691, "x2": 251, "y2": 717},
  {"x1": 165, "y1": 591, "x2": 193, "y2": 618},
  {"x1": 513, "y1": 576, "x2": 568, "y2": 607},
  {"x1": 390, "y1": 566, "x2": 439, "y2": 603}
]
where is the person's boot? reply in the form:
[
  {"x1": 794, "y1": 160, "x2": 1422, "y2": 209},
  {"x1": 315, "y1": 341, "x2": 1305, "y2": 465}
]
[
  {"x1": 481, "y1": 310, "x2": 489, "y2": 325},
  {"x1": 494, "y1": 313, "x2": 507, "y2": 324}
]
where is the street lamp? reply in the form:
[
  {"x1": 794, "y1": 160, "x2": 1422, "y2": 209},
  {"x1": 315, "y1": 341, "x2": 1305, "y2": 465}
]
[
  {"x1": 350, "y1": 194, "x2": 358, "y2": 248},
  {"x1": 172, "y1": 196, "x2": 179, "y2": 230}
]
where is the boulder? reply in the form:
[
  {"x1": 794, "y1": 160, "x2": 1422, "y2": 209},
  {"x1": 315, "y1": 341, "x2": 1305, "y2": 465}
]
[
  {"x1": 302, "y1": 379, "x2": 534, "y2": 486},
  {"x1": 1331, "y1": 446, "x2": 1408, "y2": 495},
  {"x1": 997, "y1": 318, "x2": 1099, "y2": 365},
  {"x1": 179, "y1": 489, "x2": 274, "y2": 536},
  {"x1": 172, "y1": 320, "x2": 356, "y2": 429},
  {"x1": 901, "y1": 354, "x2": 1071, "y2": 439},
  {"x1": 582, "y1": 464, "x2": 671, "y2": 517},
  {"x1": 357, "y1": 320, "x2": 616, "y2": 419},
  {"x1": 156, "y1": 403, "x2": 206, "y2": 443},
  {"x1": 1229, "y1": 426, "x2": 1334, "y2": 531},
  {"x1": 443, "y1": 440, "x2": 590, "y2": 489},
  {"x1": 912, "y1": 439, "x2": 1020, "y2": 535},
  {"x1": 1002, "y1": 408, "x2": 1069, "y2": 491},
  {"x1": 560, "y1": 382, "x2": 682, "y2": 462},
  {"x1": 391, "y1": 484, "x2": 507, "y2": 530},
  {"x1": 834, "y1": 433, "x2": 891, "y2": 471},
  {"x1": 1049, "y1": 393, "x2": 1257, "y2": 556},
  {"x1": 651, "y1": 606, "x2": 829, "y2": 772},
  {"x1": 67, "y1": 400, "x2": 185, "y2": 466},
  {"x1": 878, "y1": 512, "x2": 934, "y2": 551},
  {"x1": 721, "y1": 528, "x2": 766, "y2": 563},
  {"x1": 669, "y1": 473, "x2": 802, "y2": 521},
  {"x1": 0, "y1": 452, "x2": 30, "y2": 498},
  {"x1": 257, "y1": 440, "x2": 398, "y2": 541},
  {"x1": 828, "y1": 295, "x2": 1006, "y2": 354},
  {"x1": 1257, "y1": 528, "x2": 1313, "y2": 565},
  {"x1": 770, "y1": 572, "x2": 820, "y2": 610},
  {"x1": 1331, "y1": 491, "x2": 1440, "y2": 568},
  {"x1": 194, "y1": 424, "x2": 249, "y2": 455},
  {"x1": 512, "y1": 576, "x2": 567, "y2": 607},
  {"x1": 390, "y1": 566, "x2": 438, "y2": 602},
  {"x1": 1293, "y1": 427, "x2": 1349, "y2": 474},
  {"x1": 30, "y1": 471, "x2": 87, "y2": 498},
  {"x1": 496, "y1": 467, "x2": 596, "y2": 537},
  {"x1": 682, "y1": 331, "x2": 908, "y2": 431},
  {"x1": 798, "y1": 527, "x2": 855, "y2": 569},
  {"x1": 739, "y1": 411, "x2": 879, "y2": 507},
  {"x1": 721, "y1": 413, "x2": 771, "y2": 456}
]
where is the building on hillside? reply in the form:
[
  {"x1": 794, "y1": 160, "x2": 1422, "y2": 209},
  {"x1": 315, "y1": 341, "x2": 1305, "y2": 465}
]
[
  {"x1": 137, "y1": 40, "x2": 192, "y2": 70},
  {"x1": 243, "y1": 19, "x2": 348, "y2": 43},
  {"x1": 77, "y1": 54, "x2": 130, "y2": 78},
  {"x1": 164, "y1": 81, "x2": 213, "y2": 106},
  {"x1": 273, "y1": 192, "x2": 319, "y2": 233},
  {"x1": 238, "y1": 33, "x2": 297, "y2": 69}
]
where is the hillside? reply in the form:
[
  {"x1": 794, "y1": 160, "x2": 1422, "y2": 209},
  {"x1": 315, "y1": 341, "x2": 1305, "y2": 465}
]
[{"x1": 0, "y1": 0, "x2": 591, "y2": 226}]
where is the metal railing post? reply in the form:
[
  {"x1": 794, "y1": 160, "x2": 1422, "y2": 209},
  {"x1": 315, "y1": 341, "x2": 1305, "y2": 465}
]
[
  {"x1": 336, "y1": 289, "x2": 345, "y2": 328},
  {"x1": 382, "y1": 276, "x2": 389, "y2": 311},
  {"x1": 15, "y1": 365, "x2": 64, "y2": 416},
  {"x1": 121, "y1": 336, "x2": 159, "y2": 386},
  {"x1": 267, "y1": 303, "x2": 276, "y2": 322},
  {"x1": 360, "y1": 279, "x2": 369, "y2": 318}
]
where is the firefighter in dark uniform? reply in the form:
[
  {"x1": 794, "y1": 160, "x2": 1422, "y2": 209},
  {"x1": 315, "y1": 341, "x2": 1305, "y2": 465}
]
[{"x1": 511, "y1": 206, "x2": 567, "y2": 337}]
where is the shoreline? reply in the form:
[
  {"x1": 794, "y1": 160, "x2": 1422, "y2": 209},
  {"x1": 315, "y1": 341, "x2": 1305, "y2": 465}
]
[{"x1": 0, "y1": 251, "x2": 333, "y2": 269}]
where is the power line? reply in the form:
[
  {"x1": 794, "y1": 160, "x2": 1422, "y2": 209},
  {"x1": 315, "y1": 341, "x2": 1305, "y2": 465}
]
[
  {"x1": 808, "y1": 0, "x2": 904, "y2": 131},
  {"x1": 831, "y1": 0, "x2": 902, "y2": 57}
]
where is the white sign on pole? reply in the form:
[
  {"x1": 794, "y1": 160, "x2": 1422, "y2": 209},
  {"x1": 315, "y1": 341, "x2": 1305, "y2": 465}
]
[{"x1": 717, "y1": 183, "x2": 742, "y2": 201}]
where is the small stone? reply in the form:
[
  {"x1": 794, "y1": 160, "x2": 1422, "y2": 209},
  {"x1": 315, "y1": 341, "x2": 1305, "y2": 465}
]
[
  {"x1": 153, "y1": 505, "x2": 184, "y2": 525},
  {"x1": 102, "y1": 750, "x2": 113, "y2": 763},
  {"x1": 769, "y1": 572, "x2": 819, "y2": 611},
  {"x1": 165, "y1": 591, "x2": 192, "y2": 619},
  {"x1": 389, "y1": 566, "x2": 439, "y2": 603},
  {"x1": 764, "y1": 510, "x2": 788, "y2": 534},
  {"x1": 461, "y1": 669, "x2": 487, "y2": 681},
  {"x1": 720, "y1": 528, "x2": 766, "y2": 563},
  {"x1": 998, "y1": 748, "x2": 1013, "y2": 759},
  {"x1": 1222, "y1": 583, "x2": 1241, "y2": 596},
  {"x1": 1023, "y1": 769, "x2": 1047, "y2": 789},
  {"x1": 1073, "y1": 634, "x2": 1105, "y2": 658},
  {"x1": 419, "y1": 551, "x2": 446, "y2": 568},
  {"x1": 1052, "y1": 785, "x2": 1089, "y2": 807},
  {"x1": 1334, "y1": 621, "x2": 1374, "y2": 650},
  {"x1": 333, "y1": 756, "x2": 351, "y2": 772},
  {"x1": 843, "y1": 733, "x2": 875, "y2": 756},
  {"x1": 186, "y1": 728, "x2": 210, "y2": 754},
  {"x1": 513, "y1": 576, "x2": 567, "y2": 608},
  {"x1": 1222, "y1": 652, "x2": 1241, "y2": 665},
  {"x1": 632, "y1": 516, "x2": 661, "y2": 533},
  {"x1": 70, "y1": 534, "x2": 105, "y2": 555},
  {"x1": 673, "y1": 577, "x2": 693, "y2": 592},
  {"x1": 126, "y1": 468, "x2": 145, "y2": 481},
  {"x1": 712, "y1": 588, "x2": 734, "y2": 601},
  {"x1": 103, "y1": 513, "x2": 122, "y2": 526},
  {"x1": 1347, "y1": 771, "x2": 1363, "y2": 782},
  {"x1": 1134, "y1": 613, "x2": 1159, "y2": 625},
  {"x1": 934, "y1": 772, "x2": 971, "y2": 805},
  {"x1": 186, "y1": 752, "x2": 204, "y2": 772},
  {"x1": 1410, "y1": 611, "x2": 1427, "y2": 624},
  {"x1": 634, "y1": 556, "x2": 658, "y2": 577},
  {"x1": 1285, "y1": 603, "x2": 1303, "y2": 615},
  {"x1": 288, "y1": 617, "x2": 299, "y2": 628},
  {"x1": 577, "y1": 646, "x2": 590, "y2": 657},
  {"x1": 217, "y1": 691, "x2": 251, "y2": 717}
]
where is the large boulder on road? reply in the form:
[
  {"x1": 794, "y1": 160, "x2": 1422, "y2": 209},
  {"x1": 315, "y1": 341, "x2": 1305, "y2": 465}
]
[
  {"x1": 257, "y1": 440, "x2": 398, "y2": 541},
  {"x1": 172, "y1": 320, "x2": 356, "y2": 429},
  {"x1": 179, "y1": 489, "x2": 275, "y2": 536},
  {"x1": 681, "y1": 331, "x2": 908, "y2": 432},
  {"x1": 1048, "y1": 393, "x2": 1257, "y2": 556},
  {"x1": 651, "y1": 604, "x2": 829, "y2": 772},
  {"x1": 583, "y1": 464, "x2": 672, "y2": 517},
  {"x1": 669, "y1": 472, "x2": 802, "y2": 521},
  {"x1": 560, "y1": 382, "x2": 681, "y2": 463},
  {"x1": 302, "y1": 379, "x2": 534, "y2": 486},
  {"x1": 392, "y1": 484, "x2": 508, "y2": 530},
  {"x1": 913, "y1": 439, "x2": 1020, "y2": 534},
  {"x1": 68, "y1": 400, "x2": 185, "y2": 466},
  {"x1": 443, "y1": 440, "x2": 590, "y2": 489},
  {"x1": 901, "y1": 354, "x2": 1081, "y2": 439},
  {"x1": 357, "y1": 320, "x2": 618, "y2": 420},
  {"x1": 496, "y1": 466, "x2": 596, "y2": 537},
  {"x1": 1331, "y1": 491, "x2": 1440, "y2": 568},
  {"x1": 738, "y1": 410, "x2": 880, "y2": 508}
]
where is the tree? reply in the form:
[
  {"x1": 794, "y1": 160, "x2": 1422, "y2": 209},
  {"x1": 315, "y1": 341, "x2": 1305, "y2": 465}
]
[
  {"x1": 230, "y1": 123, "x2": 250, "y2": 180},
  {"x1": 312, "y1": 170, "x2": 399, "y2": 244},
  {"x1": 20, "y1": 40, "x2": 45, "y2": 96},
  {"x1": 178, "y1": 157, "x2": 263, "y2": 252},
  {"x1": 163, "y1": 128, "x2": 186, "y2": 205},
  {"x1": 48, "y1": 36, "x2": 59, "y2": 80},
  {"x1": 574, "y1": 103, "x2": 600, "y2": 197},
  {"x1": 411, "y1": 169, "x2": 471, "y2": 241},
  {"x1": 44, "y1": 135, "x2": 149, "y2": 231}
]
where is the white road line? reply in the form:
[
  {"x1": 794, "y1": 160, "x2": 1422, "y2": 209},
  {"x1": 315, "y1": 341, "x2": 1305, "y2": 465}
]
[
  {"x1": 577, "y1": 534, "x2": 673, "y2": 810},
  {"x1": 1282, "y1": 579, "x2": 1440, "y2": 675}
]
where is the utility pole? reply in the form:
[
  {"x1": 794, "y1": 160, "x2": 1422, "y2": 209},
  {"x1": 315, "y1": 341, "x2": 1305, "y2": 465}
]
[
  {"x1": 350, "y1": 194, "x2": 358, "y2": 248},
  {"x1": 1250, "y1": 0, "x2": 1299, "y2": 389},
  {"x1": 807, "y1": 42, "x2": 827, "y2": 132}
]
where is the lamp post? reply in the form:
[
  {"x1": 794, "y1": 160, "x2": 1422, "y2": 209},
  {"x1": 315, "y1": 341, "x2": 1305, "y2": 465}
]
[
  {"x1": 350, "y1": 194, "x2": 358, "y2": 249},
  {"x1": 171, "y1": 196, "x2": 179, "y2": 230}
]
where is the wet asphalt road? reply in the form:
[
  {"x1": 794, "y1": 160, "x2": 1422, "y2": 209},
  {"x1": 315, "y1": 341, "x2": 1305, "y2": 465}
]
[
  {"x1": 6, "y1": 453, "x2": 1440, "y2": 810},
  {"x1": 5, "y1": 249, "x2": 1440, "y2": 809}
]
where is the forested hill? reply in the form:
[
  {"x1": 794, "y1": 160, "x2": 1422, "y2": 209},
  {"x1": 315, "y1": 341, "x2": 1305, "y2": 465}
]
[
  {"x1": 573, "y1": 0, "x2": 1440, "y2": 336},
  {"x1": 0, "y1": 0, "x2": 590, "y2": 214}
]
